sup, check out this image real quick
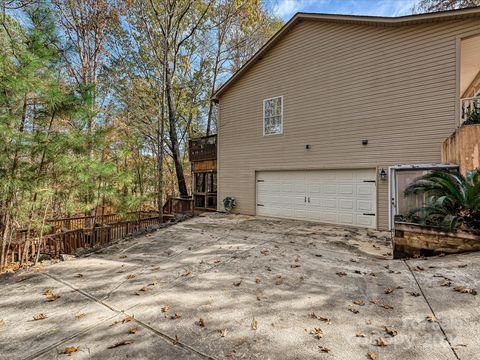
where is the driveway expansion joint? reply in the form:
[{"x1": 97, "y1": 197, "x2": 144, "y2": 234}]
[{"x1": 404, "y1": 260, "x2": 461, "y2": 360}]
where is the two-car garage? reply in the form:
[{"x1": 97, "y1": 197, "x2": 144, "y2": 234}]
[{"x1": 256, "y1": 169, "x2": 377, "y2": 228}]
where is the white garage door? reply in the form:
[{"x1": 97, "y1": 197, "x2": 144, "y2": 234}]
[{"x1": 256, "y1": 169, "x2": 376, "y2": 228}]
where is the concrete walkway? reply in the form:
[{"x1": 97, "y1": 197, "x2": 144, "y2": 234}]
[{"x1": 0, "y1": 214, "x2": 478, "y2": 359}]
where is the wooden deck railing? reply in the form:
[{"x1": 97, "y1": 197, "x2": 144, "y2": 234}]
[
  {"x1": 461, "y1": 96, "x2": 480, "y2": 125},
  {"x1": 7, "y1": 215, "x2": 163, "y2": 265},
  {"x1": 163, "y1": 197, "x2": 194, "y2": 215},
  {"x1": 188, "y1": 134, "x2": 217, "y2": 162}
]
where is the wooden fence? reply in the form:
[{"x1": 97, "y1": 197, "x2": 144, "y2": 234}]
[{"x1": 7, "y1": 215, "x2": 163, "y2": 265}]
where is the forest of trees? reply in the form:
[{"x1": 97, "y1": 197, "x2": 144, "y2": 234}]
[
  {"x1": 1, "y1": 0, "x2": 479, "y2": 269},
  {"x1": 0, "y1": 0, "x2": 282, "y2": 268}
]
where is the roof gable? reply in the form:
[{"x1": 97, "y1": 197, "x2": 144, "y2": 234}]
[{"x1": 212, "y1": 7, "x2": 480, "y2": 101}]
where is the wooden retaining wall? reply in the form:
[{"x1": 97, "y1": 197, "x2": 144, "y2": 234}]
[
  {"x1": 394, "y1": 222, "x2": 480, "y2": 258},
  {"x1": 441, "y1": 124, "x2": 480, "y2": 175}
]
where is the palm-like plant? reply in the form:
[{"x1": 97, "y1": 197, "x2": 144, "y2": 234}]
[{"x1": 404, "y1": 170, "x2": 480, "y2": 232}]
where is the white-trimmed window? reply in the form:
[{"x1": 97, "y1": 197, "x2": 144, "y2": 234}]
[{"x1": 263, "y1": 96, "x2": 283, "y2": 135}]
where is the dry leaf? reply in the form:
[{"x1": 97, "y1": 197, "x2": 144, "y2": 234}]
[
  {"x1": 384, "y1": 288, "x2": 394, "y2": 294},
  {"x1": 198, "y1": 318, "x2": 205, "y2": 327},
  {"x1": 107, "y1": 340, "x2": 134, "y2": 349},
  {"x1": 0, "y1": 319, "x2": 5, "y2": 329},
  {"x1": 414, "y1": 266, "x2": 424, "y2": 272},
  {"x1": 368, "y1": 351, "x2": 378, "y2": 360},
  {"x1": 382, "y1": 303, "x2": 394, "y2": 310},
  {"x1": 369, "y1": 299, "x2": 380, "y2": 305},
  {"x1": 426, "y1": 315, "x2": 437, "y2": 322},
  {"x1": 349, "y1": 308, "x2": 359, "y2": 314},
  {"x1": 182, "y1": 271, "x2": 191, "y2": 277},
  {"x1": 62, "y1": 346, "x2": 80, "y2": 355},
  {"x1": 310, "y1": 327, "x2": 323, "y2": 339},
  {"x1": 33, "y1": 313, "x2": 48, "y2": 321},
  {"x1": 140, "y1": 286, "x2": 150, "y2": 292},
  {"x1": 319, "y1": 346, "x2": 331, "y2": 353},
  {"x1": 255, "y1": 277, "x2": 261, "y2": 284},
  {"x1": 356, "y1": 332, "x2": 366, "y2": 337},
  {"x1": 170, "y1": 313, "x2": 181, "y2": 320},
  {"x1": 384, "y1": 326, "x2": 398, "y2": 337},
  {"x1": 260, "y1": 249, "x2": 269, "y2": 256},
  {"x1": 440, "y1": 280, "x2": 452, "y2": 287},
  {"x1": 233, "y1": 280, "x2": 242, "y2": 287},
  {"x1": 75, "y1": 273, "x2": 83, "y2": 278},
  {"x1": 129, "y1": 327, "x2": 138, "y2": 334},
  {"x1": 407, "y1": 291, "x2": 420, "y2": 297},
  {"x1": 375, "y1": 337, "x2": 388, "y2": 347},
  {"x1": 126, "y1": 274, "x2": 136, "y2": 280},
  {"x1": 336, "y1": 271, "x2": 347, "y2": 277},
  {"x1": 161, "y1": 304, "x2": 170, "y2": 313},
  {"x1": 353, "y1": 300, "x2": 365, "y2": 306},
  {"x1": 220, "y1": 329, "x2": 228, "y2": 337},
  {"x1": 75, "y1": 313, "x2": 86, "y2": 320},
  {"x1": 453, "y1": 286, "x2": 477, "y2": 295},
  {"x1": 251, "y1": 318, "x2": 258, "y2": 331}
]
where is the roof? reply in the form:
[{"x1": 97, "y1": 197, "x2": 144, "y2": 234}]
[{"x1": 212, "y1": 6, "x2": 480, "y2": 101}]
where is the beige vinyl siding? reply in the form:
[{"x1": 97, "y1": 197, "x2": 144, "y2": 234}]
[{"x1": 217, "y1": 19, "x2": 480, "y2": 230}]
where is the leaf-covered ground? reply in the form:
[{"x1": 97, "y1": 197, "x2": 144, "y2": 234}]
[{"x1": 0, "y1": 214, "x2": 478, "y2": 359}]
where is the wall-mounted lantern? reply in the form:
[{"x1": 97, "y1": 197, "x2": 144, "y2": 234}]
[{"x1": 380, "y1": 168, "x2": 387, "y2": 181}]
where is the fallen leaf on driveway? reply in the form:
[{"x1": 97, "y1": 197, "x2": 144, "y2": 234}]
[
  {"x1": 426, "y1": 315, "x2": 437, "y2": 322},
  {"x1": 382, "y1": 303, "x2": 394, "y2": 310},
  {"x1": 368, "y1": 351, "x2": 378, "y2": 360},
  {"x1": 75, "y1": 273, "x2": 83, "y2": 278},
  {"x1": 310, "y1": 327, "x2": 323, "y2": 339},
  {"x1": 161, "y1": 304, "x2": 170, "y2": 313},
  {"x1": 440, "y1": 280, "x2": 452, "y2": 287},
  {"x1": 407, "y1": 291, "x2": 420, "y2": 297},
  {"x1": 260, "y1": 249, "x2": 269, "y2": 256},
  {"x1": 220, "y1": 329, "x2": 228, "y2": 337},
  {"x1": 369, "y1": 299, "x2": 380, "y2": 304},
  {"x1": 170, "y1": 313, "x2": 181, "y2": 320},
  {"x1": 356, "y1": 332, "x2": 366, "y2": 337},
  {"x1": 319, "y1": 346, "x2": 331, "y2": 353},
  {"x1": 291, "y1": 264, "x2": 301, "y2": 268},
  {"x1": 62, "y1": 346, "x2": 80, "y2": 355},
  {"x1": 182, "y1": 271, "x2": 191, "y2": 277},
  {"x1": 453, "y1": 286, "x2": 477, "y2": 295},
  {"x1": 75, "y1": 313, "x2": 86, "y2": 320},
  {"x1": 107, "y1": 340, "x2": 134, "y2": 349},
  {"x1": 384, "y1": 326, "x2": 398, "y2": 337},
  {"x1": 198, "y1": 318, "x2": 205, "y2": 327},
  {"x1": 255, "y1": 277, "x2": 261, "y2": 283},
  {"x1": 126, "y1": 274, "x2": 136, "y2": 280},
  {"x1": 375, "y1": 337, "x2": 388, "y2": 347},
  {"x1": 251, "y1": 318, "x2": 258, "y2": 331},
  {"x1": 310, "y1": 312, "x2": 331, "y2": 323},
  {"x1": 349, "y1": 308, "x2": 359, "y2": 314},
  {"x1": 336, "y1": 272, "x2": 347, "y2": 277},
  {"x1": 43, "y1": 289, "x2": 60, "y2": 302},
  {"x1": 353, "y1": 300, "x2": 365, "y2": 306},
  {"x1": 0, "y1": 319, "x2": 5, "y2": 329},
  {"x1": 414, "y1": 266, "x2": 424, "y2": 272},
  {"x1": 384, "y1": 288, "x2": 394, "y2": 294},
  {"x1": 129, "y1": 327, "x2": 138, "y2": 334},
  {"x1": 233, "y1": 280, "x2": 242, "y2": 287},
  {"x1": 33, "y1": 313, "x2": 48, "y2": 321}
]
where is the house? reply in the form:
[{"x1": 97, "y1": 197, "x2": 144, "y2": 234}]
[{"x1": 211, "y1": 8, "x2": 480, "y2": 230}]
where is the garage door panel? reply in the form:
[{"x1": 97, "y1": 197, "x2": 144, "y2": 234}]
[
  {"x1": 256, "y1": 169, "x2": 376, "y2": 228},
  {"x1": 339, "y1": 198, "x2": 355, "y2": 211}
]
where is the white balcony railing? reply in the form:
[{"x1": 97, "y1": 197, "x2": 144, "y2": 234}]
[{"x1": 461, "y1": 96, "x2": 480, "y2": 125}]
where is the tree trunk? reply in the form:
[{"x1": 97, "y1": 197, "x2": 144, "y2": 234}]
[{"x1": 165, "y1": 68, "x2": 188, "y2": 197}]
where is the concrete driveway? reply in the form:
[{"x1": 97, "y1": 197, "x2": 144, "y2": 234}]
[{"x1": 1, "y1": 214, "x2": 479, "y2": 360}]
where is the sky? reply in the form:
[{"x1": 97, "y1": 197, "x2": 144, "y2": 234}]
[{"x1": 267, "y1": 0, "x2": 419, "y2": 20}]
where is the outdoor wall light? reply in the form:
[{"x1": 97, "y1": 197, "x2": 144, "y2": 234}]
[{"x1": 380, "y1": 168, "x2": 387, "y2": 180}]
